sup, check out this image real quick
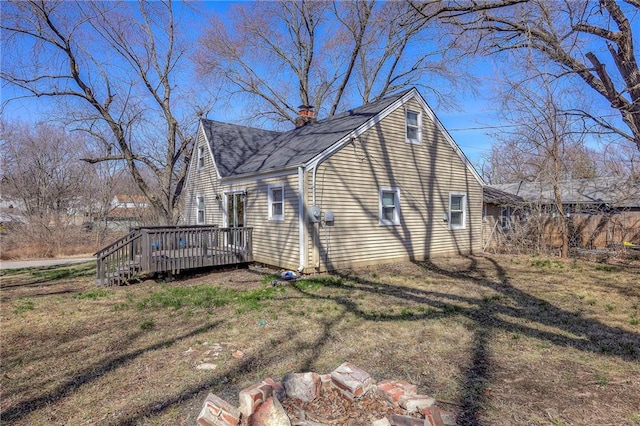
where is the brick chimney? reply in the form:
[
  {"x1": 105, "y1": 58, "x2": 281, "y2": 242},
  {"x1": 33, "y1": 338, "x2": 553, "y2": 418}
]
[{"x1": 294, "y1": 104, "x2": 316, "y2": 127}]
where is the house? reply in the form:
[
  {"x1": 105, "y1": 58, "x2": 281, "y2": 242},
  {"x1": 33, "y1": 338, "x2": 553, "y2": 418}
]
[
  {"x1": 487, "y1": 177, "x2": 640, "y2": 249},
  {"x1": 0, "y1": 196, "x2": 27, "y2": 227},
  {"x1": 182, "y1": 88, "x2": 484, "y2": 272},
  {"x1": 97, "y1": 194, "x2": 150, "y2": 231},
  {"x1": 110, "y1": 194, "x2": 150, "y2": 210}
]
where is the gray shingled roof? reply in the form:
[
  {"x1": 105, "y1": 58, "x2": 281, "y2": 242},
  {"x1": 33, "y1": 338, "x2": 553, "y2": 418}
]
[
  {"x1": 201, "y1": 89, "x2": 412, "y2": 177},
  {"x1": 200, "y1": 121, "x2": 280, "y2": 177},
  {"x1": 492, "y1": 177, "x2": 640, "y2": 208},
  {"x1": 483, "y1": 186, "x2": 524, "y2": 205}
]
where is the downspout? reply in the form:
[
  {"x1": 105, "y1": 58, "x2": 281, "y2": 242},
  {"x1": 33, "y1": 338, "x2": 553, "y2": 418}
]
[
  {"x1": 310, "y1": 159, "x2": 326, "y2": 271},
  {"x1": 312, "y1": 166, "x2": 318, "y2": 205},
  {"x1": 297, "y1": 166, "x2": 305, "y2": 273},
  {"x1": 308, "y1": 137, "x2": 352, "y2": 270}
]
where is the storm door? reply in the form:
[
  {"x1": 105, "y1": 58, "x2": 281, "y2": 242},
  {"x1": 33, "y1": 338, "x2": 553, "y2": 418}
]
[{"x1": 225, "y1": 192, "x2": 245, "y2": 247}]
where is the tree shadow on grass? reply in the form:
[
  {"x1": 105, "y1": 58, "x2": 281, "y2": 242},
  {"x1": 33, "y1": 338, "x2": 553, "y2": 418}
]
[
  {"x1": 291, "y1": 257, "x2": 639, "y2": 425},
  {"x1": 112, "y1": 310, "x2": 350, "y2": 425},
  {"x1": 1, "y1": 263, "x2": 96, "y2": 301},
  {"x1": 0, "y1": 321, "x2": 222, "y2": 424},
  {"x1": 418, "y1": 256, "x2": 639, "y2": 360},
  {"x1": 105, "y1": 256, "x2": 639, "y2": 425}
]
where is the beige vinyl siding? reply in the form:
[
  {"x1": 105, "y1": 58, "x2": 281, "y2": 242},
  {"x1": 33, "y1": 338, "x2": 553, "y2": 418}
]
[
  {"x1": 185, "y1": 128, "x2": 300, "y2": 269},
  {"x1": 242, "y1": 173, "x2": 300, "y2": 270},
  {"x1": 307, "y1": 98, "x2": 482, "y2": 271},
  {"x1": 183, "y1": 131, "x2": 224, "y2": 226}
]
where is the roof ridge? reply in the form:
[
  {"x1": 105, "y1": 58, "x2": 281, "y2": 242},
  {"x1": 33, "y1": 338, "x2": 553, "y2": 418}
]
[
  {"x1": 304, "y1": 88, "x2": 414, "y2": 126},
  {"x1": 202, "y1": 88, "x2": 414, "y2": 138},
  {"x1": 203, "y1": 88, "x2": 419, "y2": 177},
  {"x1": 200, "y1": 118, "x2": 282, "y2": 135}
]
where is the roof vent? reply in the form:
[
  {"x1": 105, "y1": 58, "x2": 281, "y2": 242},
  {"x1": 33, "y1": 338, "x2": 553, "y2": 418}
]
[{"x1": 294, "y1": 104, "x2": 316, "y2": 127}]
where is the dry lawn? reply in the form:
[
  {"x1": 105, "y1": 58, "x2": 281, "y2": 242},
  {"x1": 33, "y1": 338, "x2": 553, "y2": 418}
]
[{"x1": 1, "y1": 254, "x2": 639, "y2": 425}]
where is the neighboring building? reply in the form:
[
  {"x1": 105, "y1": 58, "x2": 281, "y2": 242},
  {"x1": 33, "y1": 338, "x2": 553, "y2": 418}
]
[
  {"x1": 0, "y1": 196, "x2": 27, "y2": 230},
  {"x1": 100, "y1": 194, "x2": 150, "y2": 231},
  {"x1": 110, "y1": 195, "x2": 150, "y2": 210},
  {"x1": 0, "y1": 196, "x2": 25, "y2": 211},
  {"x1": 182, "y1": 88, "x2": 484, "y2": 272},
  {"x1": 488, "y1": 177, "x2": 640, "y2": 249},
  {"x1": 482, "y1": 186, "x2": 525, "y2": 249}
]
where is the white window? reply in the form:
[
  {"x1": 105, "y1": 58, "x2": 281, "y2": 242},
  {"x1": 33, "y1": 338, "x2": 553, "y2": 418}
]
[
  {"x1": 197, "y1": 146, "x2": 205, "y2": 169},
  {"x1": 268, "y1": 184, "x2": 284, "y2": 221},
  {"x1": 406, "y1": 110, "x2": 421, "y2": 144},
  {"x1": 196, "y1": 195, "x2": 205, "y2": 224},
  {"x1": 449, "y1": 193, "x2": 466, "y2": 230},
  {"x1": 379, "y1": 187, "x2": 400, "y2": 225}
]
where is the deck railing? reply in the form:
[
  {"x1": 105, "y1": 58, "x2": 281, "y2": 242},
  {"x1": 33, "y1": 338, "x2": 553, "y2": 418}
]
[{"x1": 95, "y1": 226, "x2": 253, "y2": 285}]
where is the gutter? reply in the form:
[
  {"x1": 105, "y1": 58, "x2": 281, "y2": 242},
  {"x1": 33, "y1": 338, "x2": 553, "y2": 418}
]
[
  {"x1": 312, "y1": 166, "x2": 318, "y2": 205},
  {"x1": 297, "y1": 166, "x2": 305, "y2": 273}
]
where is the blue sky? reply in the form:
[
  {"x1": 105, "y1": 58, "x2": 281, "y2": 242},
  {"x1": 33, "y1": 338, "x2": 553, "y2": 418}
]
[
  {"x1": 2, "y1": 1, "x2": 637, "y2": 169},
  {"x1": 196, "y1": 0, "x2": 508, "y2": 167},
  {"x1": 0, "y1": 0, "x2": 505, "y2": 167},
  {"x1": 437, "y1": 97, "x2": 498, "y2": 167},
  {"x1": 195, "y1": 1, "x2": 503, "y2": 166},
  {"x1": 1, "y1": 69, "x2": 499, "y2": 167}
]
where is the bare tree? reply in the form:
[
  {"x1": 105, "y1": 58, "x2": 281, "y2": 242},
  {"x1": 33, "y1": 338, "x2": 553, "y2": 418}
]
[
  {"x1": 0, "y1": 120, "x2": 97, "y2": 255},
  {"x1": 488, "y1": 76, "x2": 589, "y2": 258},
  {"x1": 1, "y1": 0, "x2": 206, "y2": 224},
  {"x1": 427, "y1": 0, "x2": 640, "y2": 152},
  {"x1": 196, "y1": 0, "x2": 465, "y2": 125},
  {"x1": 485, "y1": 136, "x2": 597, "y2": 185},
  {"x1": 599, "y1": 140, "x2": 640, "y2": 180}
]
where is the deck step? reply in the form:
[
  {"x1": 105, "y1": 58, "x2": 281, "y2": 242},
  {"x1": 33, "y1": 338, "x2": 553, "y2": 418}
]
[{"x1": 102, "y1": 264, "x2": 142, "y2": 285}]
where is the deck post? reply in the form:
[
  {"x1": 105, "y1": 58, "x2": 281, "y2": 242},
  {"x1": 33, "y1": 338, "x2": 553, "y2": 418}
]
[
  {"x1": 247, "y1": 228, "x2": 253, "y2": 262},
  {"x1": 96, "y1": 253, "x2": 104, "y2": 285},
  {"x1": 140, "y1": 228, "x2": 150, "y2": 272}
]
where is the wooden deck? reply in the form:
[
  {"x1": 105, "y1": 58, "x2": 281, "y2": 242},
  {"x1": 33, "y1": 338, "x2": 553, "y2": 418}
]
[{"x1": 95, "y1": 226, "x2": 253, "y2": 285}]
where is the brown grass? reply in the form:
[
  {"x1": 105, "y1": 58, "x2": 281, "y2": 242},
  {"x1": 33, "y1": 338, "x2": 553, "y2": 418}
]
[
  {"x1": 1, "y1": 254, "x2": 639, "y2": 425},
  {"x1": 0, "y1": 227, "x2": 124, "y2": 260}
]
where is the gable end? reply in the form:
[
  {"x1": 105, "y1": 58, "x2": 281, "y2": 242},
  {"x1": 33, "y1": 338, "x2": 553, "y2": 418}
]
[{"x1": 305, "y1": 88, "x2": 485, "y2": 187}]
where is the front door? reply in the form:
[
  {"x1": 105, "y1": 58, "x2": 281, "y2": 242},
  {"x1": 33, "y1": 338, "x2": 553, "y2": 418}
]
[{"x1": 226, "y1": 192, "x2": 245, "y2": 247}]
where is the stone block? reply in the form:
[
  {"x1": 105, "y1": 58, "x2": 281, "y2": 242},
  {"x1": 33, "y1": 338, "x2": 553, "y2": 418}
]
[
  {"x1": 262, "y1": 377, "x2": 286, "y2": 399},
  {"x1": 330, "y1": 362, "x2": 373, "y2": 400},
  {"x1": 197, "y1": 393, "x2": 240, "y2": 426},
  {"x1": 197, "y1": 404, "x2": 216, "y2": 426},
  {"x1": 421, "y1": 405, "x2": 445, "y2": 426},
  {"x1": 239, "y1": 381, "x2": 273, "y2": 418},
  {"x1": 372, "y1": 417, "x2": 392, "y2": 426},
  {"x1": 389, "y1": 414, "x2": 425, "y2": 426},
  {"x1": 196, "y1": 363, "x2": 218, "y2": 370},
  {"x1": 377, "y1": 379, "x2": 418, "y2": 405},
  {"x1": 399, "y1": 395, "x2": 436, "y2": 414},
  {"x1": 282, "y1": 372, "x2": 321, "y2": 402},
  {"x1": 248, "y1": 396, "x2": 291, "y2": 426},
  {"x1": 319, "y1": 373, "x2": 333, "y2": 388}
]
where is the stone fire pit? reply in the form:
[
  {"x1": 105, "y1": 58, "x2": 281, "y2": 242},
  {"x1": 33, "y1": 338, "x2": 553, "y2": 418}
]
[{"x1": 197, "y1": 362, "x2": 456, "y2": 426}]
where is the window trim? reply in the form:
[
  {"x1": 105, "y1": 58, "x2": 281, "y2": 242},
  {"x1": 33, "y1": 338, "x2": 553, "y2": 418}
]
[
  {"x1": 268, "y1": 184, "x2": 284, "y2": 221},
  {"x1": 448, "y1": 192, "x2": 467, "y2": 230},
  {"x1": 197, "y1": 146, "x2": 205, "y2": 170},
  {"x1": 196, "y1": 195, "x2": 205, "y2": 225},
  {"x1": 379, "y1": 187, "x2": 401, "y2": 226},
  {"x1": 405, "y1": 109, "x2": 422, "y2": 145}
]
